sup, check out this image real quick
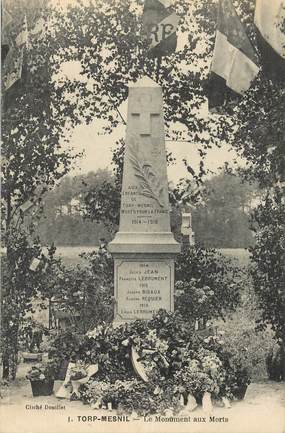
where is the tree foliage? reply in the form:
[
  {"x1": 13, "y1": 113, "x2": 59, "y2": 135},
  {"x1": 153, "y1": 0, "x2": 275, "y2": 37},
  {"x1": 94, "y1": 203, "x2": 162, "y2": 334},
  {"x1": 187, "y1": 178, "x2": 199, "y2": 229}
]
[
  {"x1": 48, "y1": 0, "x2": 235, "y2": 180},
  {"x1": 248, "y1": 187, "x2": 285, "y2": 379},
  {"x1": 192, "y1": 172, "x2": 257, "y2": 248},
  {"x1": 1, "y1": 0, "x2": 80, "y2": 379},
  {"x1": 194, "y1": 0, "x2": 284, "y2": 187},
  {"x1": 37, "y1": 169, "x2": 112, "y2": 245},
  {"x1": 250, "y1": 189, "x2": 285, "y2": 336},
  {"x1": 47, "y1": 0, "x2": 284, "y2": 187},
  {"x1": 1, "y1": 240, "x2": 59, "y2": 379},
  {"x1": 83, "y1": 142, "x2": 123, "y2": 232}
]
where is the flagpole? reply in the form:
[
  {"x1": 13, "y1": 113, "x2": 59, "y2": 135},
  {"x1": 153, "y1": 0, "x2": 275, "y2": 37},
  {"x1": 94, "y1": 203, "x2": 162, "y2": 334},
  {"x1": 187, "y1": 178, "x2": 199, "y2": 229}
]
[
  {"x1": 106, "y1": 91, "x2": 126, "y2": 125},
  {"x1": 156, "y1": 55, "x2": 162, "y2": 82},
  {"x1": 114, "y1": 105, "x2": 127, "y2": 126}
]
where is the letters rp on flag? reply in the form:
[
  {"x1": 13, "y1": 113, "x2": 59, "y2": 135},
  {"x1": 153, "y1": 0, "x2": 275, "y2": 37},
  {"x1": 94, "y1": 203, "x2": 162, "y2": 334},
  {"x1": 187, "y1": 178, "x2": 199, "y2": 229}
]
[
  {"x1": 208, "y1": 0, "x2": 259, "y2": 113},
  {"x1": 142, "y1": 0, "x2": 179, "y2": 57}
]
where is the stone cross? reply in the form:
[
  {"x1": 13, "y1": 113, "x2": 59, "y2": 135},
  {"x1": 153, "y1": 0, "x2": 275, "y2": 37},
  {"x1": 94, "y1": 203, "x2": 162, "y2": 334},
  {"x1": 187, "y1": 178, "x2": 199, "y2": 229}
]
[{"x1": 131, "y1": 93, "x2": 160, "y2": 135}]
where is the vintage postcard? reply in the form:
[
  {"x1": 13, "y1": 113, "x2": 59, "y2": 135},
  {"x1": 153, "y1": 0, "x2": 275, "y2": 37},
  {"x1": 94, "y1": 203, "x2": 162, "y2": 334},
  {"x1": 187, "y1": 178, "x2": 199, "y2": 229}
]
[{"x1": 1, "y1": 0, "x2": 285, "y2": 432}]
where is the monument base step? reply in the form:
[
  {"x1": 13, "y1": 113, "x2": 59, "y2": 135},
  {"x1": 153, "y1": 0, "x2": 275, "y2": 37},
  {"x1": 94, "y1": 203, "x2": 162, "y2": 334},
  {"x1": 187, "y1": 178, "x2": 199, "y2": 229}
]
[{"x1": 108, "y1": 231, "x2": 181, "y2": 254}]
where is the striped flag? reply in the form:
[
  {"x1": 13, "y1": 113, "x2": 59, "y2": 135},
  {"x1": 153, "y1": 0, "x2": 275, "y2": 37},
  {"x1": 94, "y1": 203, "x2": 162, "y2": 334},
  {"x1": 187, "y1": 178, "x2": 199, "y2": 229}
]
[
  {"x1": 2, "y1": 47, "x2": 24, "y2": 91},
  {"x1": 254, "y1": 0, "x2": 285, "y2": 81},
  {"x1": 2, "y1": 14, "x2": 28, "y2": 92},
  {"x1": 2, "y1": 7, "x2": 12, "y2": 27},
  {"x1": 15, "y1": 15, "x2": 29, "y2": 47},
  {"x1": 1, "y1": 7, "x2": 13, "y2": 61},
  {"x1": 142, "y1": 0, "x2": 179, "y2": 57},
  {"x1": 208, "y1": 0, "x2": 260, "y2": 113}
]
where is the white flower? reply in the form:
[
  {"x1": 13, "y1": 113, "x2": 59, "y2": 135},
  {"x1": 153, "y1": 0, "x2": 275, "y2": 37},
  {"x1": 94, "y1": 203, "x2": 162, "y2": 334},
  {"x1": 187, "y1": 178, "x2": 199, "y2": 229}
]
[
  {"x1": 154, "y1": 386, "x2": 161, "y2": 395},
  {"x1": 164, "y1": 409, "x2": 173, "y2": 416},
  {"x1": 39, "y1": 374, "x2": 45, "y2": 380},
  {"x1": 121, "y1": 338, "x2": 129, "y2": 347}
]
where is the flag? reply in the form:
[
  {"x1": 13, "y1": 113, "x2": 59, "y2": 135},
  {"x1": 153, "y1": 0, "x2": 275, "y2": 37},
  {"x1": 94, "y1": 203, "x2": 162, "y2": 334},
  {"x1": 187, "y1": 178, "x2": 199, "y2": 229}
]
[
  {"x1": 1, "y1": 7, "x2": 13, "y2": 61},
  {"x1": 30, "y1": 17, "x2": 46, "y2": 39},
  {"x1": 2, "y1": 7, "x2": 12, "y2": 27},
  {"x1": 254, "y1": 0, "x2": 285, "y2": 81},
  {"x1": 2, "y1": 14, "x2": 28, "y2": 92},
  {"x1": 19, "y1": 199, "x2": 35, "y2": 214},
  {"x1": 15, "y1": 15, "x2": 28, "y2": 47},
  {"x1": 2, "y1": 46, "x2": 24, "y2": 91},
  {"x1": 142, "y1": 0, "x2": 179, "y2": 57},
  {"x1": 29, "y1": 257, "x2": 41, "y2": 272},
  {"x1": 208, "y1": 0, "x2": 260, "y2": 113}
]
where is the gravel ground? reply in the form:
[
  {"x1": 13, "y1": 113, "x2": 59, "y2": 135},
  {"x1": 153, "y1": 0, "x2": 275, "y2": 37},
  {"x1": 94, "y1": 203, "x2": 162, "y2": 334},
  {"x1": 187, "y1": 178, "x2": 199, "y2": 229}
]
[{"x1": 1, "y1": 362, "x2": 285, "y2": 433}]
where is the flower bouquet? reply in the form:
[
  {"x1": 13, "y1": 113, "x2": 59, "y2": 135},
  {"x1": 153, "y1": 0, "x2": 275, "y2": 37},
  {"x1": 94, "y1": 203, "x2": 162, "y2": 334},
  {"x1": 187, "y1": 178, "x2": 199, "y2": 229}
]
[
  {"x1": 69, "y1": 362, "x2": 98, "y2": 400},
  {"x1": 173, "y1": 347, "x2": 226, "y2": 411},
  {"x1": 130, "y1": 329, "x2": 170, "y2": 382},
  {"x1": 70, "y1": 364, "x2": 88, "y2": 381},
  {"x1": 80, "y1": 380, "x2": 110, "y2": 408}
]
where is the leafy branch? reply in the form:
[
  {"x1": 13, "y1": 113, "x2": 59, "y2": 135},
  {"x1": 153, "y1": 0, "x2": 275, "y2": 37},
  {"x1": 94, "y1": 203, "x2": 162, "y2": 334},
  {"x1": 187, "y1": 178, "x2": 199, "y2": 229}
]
[{"x1": 128, "y1": 142, "x2": 165, "y2": 209}]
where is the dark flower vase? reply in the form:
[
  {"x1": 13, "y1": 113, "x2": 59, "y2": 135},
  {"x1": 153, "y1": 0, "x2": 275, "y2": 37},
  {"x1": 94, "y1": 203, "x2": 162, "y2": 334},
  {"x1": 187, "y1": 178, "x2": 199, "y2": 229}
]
[
  {"x1": 56, "y1": 360, "x2": 69, "y2": 381},
  {"x1": 30, "y1": 380, "x2": 54, "y2": 397},
  {"x1": 235, "y1": 384, "x2": 248, "y2": 400}
]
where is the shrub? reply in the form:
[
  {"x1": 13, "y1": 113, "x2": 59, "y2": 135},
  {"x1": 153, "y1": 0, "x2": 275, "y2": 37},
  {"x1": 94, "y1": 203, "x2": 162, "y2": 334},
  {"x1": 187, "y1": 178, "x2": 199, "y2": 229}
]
[
  {"x1": 175, "y1": 246, "x2": 242, "y2": 323},
  {"x1": 213, "y1": 271, "x2": 276, "y2": 381},
  {"x1": 48, "y1": 329, "x2": 84, "y2": 365},
  {"x1": 249, "y1": 188, "x2": 285, "y2": 380},
  {"x1": 49, "y1": 249, "x2": 114, "y2": 332},
  {"x1": 215, "y1": 305, "x2": 275, "y2": 381},
  {"x1": 0, "y1": 380, "x2": 9, "y2": 399}
]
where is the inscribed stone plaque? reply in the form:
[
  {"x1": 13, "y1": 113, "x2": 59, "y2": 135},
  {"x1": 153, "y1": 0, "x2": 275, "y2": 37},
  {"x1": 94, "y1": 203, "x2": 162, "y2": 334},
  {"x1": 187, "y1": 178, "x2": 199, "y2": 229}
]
[{"x1": 115, "y1": 260, "x2": 173, "y2": 321}]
